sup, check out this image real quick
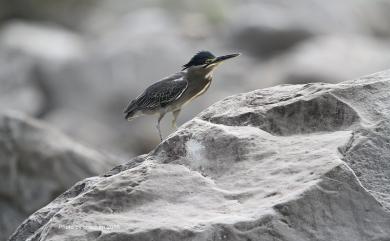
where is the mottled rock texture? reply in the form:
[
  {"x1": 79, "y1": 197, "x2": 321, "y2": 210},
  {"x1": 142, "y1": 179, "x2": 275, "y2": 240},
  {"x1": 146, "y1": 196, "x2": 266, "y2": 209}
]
[
  {"x1": 9, "y1": 70, "x2": 390, "y2": 241},
  {"x1": 0, "y1": 112, "x2": 118, "y2": 241}
]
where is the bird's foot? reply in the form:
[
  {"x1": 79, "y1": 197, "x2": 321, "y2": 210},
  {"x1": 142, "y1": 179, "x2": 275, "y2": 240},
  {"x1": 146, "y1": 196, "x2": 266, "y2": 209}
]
[{"x1": 156, "y1": 125, "x2": 163, "y2": 141}]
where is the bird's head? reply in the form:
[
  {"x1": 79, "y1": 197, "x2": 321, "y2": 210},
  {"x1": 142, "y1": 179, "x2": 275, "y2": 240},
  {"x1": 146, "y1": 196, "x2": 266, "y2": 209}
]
[{"x1": 182, "y1": 51, "x2": 240, "y2": 73}]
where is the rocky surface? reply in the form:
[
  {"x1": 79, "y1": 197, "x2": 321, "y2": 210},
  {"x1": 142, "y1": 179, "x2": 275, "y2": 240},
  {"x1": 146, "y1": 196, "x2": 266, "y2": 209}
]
[
  {"x1": 9, "y1": 70, "x2": 390, "y2": 241},
  {"x1": 0, "y1": 111, "x2": 118, "y2": 241}
]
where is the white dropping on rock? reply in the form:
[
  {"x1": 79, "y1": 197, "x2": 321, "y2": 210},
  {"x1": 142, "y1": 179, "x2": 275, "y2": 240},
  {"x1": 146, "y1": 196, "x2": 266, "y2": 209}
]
[{"x1": 186, "y1": 139, "x2": 207, "y2": 171}]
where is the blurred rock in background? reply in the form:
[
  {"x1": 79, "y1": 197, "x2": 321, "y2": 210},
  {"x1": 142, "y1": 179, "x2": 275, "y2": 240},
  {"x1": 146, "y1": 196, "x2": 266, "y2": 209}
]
[
  {"x1": 260, "y1": 35, "x2": 390, "y2": 85},
  {"x1": 0, "y1": 47, "x2": 44, "y2": 116},
  {"x1": 225, "y1": 0, "x2": 390, "y2": 58},
  {"x1": 0, "y1": 111, "x2": 118, "y2": 241}
]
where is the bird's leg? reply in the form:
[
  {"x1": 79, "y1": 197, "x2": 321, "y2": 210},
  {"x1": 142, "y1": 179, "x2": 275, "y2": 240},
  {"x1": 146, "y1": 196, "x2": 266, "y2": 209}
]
[
  {"x1": 171, "y1": 109, "x2": 181, "y2": 129},
  {"x1": 156, "y1": 113, "x2": 165, "y2": 141}
]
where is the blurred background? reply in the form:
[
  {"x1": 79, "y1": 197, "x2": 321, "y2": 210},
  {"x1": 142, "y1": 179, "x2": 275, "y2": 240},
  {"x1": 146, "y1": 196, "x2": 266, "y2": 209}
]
[
  {"x1": 2, "y1": 0, "x2": 390, "y2": 239},
  {"x1": 2, "y1": 0, "x2": 390, "y2": 158}
]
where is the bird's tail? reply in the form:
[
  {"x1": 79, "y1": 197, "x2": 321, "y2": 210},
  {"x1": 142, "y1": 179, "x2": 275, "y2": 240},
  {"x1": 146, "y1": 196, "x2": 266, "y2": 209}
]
[
  {"x1": 124, "y1": 100, "x2": 139, "y2": 121},
  {"x1": 124, "y1": 108, "x2": 141, "y2": 121}
]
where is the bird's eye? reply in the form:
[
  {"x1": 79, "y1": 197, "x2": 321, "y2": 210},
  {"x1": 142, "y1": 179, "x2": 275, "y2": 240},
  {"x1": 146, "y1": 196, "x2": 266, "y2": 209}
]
[{"x1": 205, "y1": 59, "x2": 212, "y2": 64}]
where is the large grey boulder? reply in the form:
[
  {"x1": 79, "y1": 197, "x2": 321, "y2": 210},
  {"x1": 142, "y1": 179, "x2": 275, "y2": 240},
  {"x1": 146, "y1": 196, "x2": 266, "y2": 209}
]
[
  {"x1": 0, "y1": 111, "x2": 118, "y2": 241},
  {"x1": 9, "y1": 70, "x2": 390, "y2": 241}
]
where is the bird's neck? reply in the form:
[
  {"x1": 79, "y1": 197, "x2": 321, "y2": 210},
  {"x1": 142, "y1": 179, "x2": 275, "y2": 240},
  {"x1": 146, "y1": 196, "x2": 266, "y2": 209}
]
[
  {"x1": 186, "y1": 68, "x2": 214, "y2": 81},
  {"x1": 180, "y1": 69, "x2": 213, "y2": 103}
]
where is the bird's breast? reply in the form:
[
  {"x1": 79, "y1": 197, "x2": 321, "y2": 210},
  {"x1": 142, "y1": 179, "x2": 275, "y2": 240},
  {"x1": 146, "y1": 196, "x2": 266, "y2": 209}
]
[{"x1": 176, "y1": 76, "x2": 212, "y2": 107}]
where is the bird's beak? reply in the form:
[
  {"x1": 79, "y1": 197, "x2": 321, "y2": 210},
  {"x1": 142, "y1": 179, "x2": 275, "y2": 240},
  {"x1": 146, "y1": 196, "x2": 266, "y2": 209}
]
[{"x1": 207, "y1": 53, "x2": 240, "y2": 67}]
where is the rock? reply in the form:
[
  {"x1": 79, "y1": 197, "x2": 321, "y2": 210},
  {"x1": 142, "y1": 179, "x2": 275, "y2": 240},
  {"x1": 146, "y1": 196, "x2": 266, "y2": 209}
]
[
  {"x1": 0, "y1": 2, "x2": 10, "y2": 22},
  {"x1": 9, "y1": 70, "x2": 390, "y2": 241},
  {"x1": 225, "y1": 1, "x2": 313, "y2": 58},
  {"x1": 0, "y1": 21, "x2": 86, "y2": 61},
  {"x1": 0, "y1": 0, "x2": 96, "y2": 30},
  {"x1": 261, "y1": 35, "x2": 390, "y2": 85},
  {"x1": 225, "y1": 0, "x2": 390, "y2": 58},
  {"x1": 0, "y1": 21, "x2": 87, "y2": 118},
  {"x1": 0, "y1": 48, "x2": 44, "y2": 116},
  {"x1": 0, "y1": 21, "x2": 129, "y2": 155},
  {"x1": 0, "y1": 111, "x2": 118, "y2": 241}
]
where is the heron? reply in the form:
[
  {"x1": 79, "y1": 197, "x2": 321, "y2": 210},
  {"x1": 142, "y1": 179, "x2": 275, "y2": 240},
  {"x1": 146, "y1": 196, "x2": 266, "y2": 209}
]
[{"x1": 124, "y1": 51, "x2": 240, "y2": 141}]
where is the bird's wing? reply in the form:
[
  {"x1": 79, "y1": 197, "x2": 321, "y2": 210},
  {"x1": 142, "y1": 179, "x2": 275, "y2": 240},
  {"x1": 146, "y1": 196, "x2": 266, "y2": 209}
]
[{"x1": 124, "y1": 73, "x2": 187, "y2": 113}]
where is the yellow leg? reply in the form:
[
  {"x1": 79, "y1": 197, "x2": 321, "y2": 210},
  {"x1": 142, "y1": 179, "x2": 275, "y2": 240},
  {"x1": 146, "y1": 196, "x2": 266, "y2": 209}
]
[
  {"x1": 171, "y1": 109, "x2": 181, "y2": 129},
  {"x1": 156, "y1": 113, "x2": 165, "y2": 141}
]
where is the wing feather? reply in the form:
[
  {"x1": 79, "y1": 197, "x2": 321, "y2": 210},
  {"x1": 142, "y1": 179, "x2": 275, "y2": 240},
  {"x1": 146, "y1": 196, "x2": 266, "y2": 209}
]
[{"x1": 124, "y1": 73, "x2": 187, "y2": 115}]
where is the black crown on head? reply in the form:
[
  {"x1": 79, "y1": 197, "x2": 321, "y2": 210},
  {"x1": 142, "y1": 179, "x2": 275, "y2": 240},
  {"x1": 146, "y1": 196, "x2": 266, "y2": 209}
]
[{"x1": 182, "y1": 51, "x2": 215, "y2": 70}]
